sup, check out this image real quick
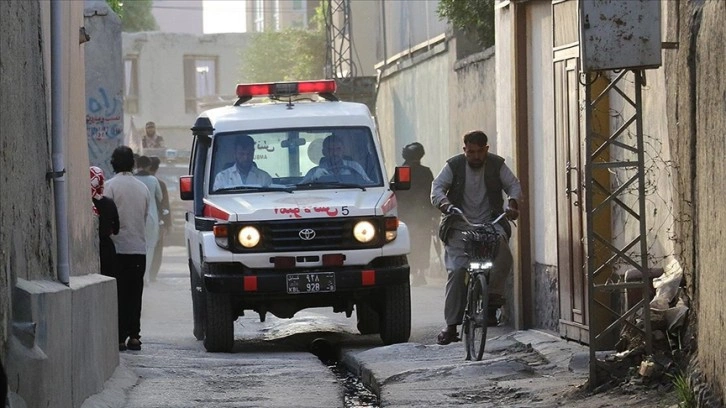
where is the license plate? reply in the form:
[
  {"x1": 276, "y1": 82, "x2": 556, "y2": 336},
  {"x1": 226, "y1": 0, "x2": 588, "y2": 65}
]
[{"x1": 286, "y1": 272, "x2": 336, "y2": 294}]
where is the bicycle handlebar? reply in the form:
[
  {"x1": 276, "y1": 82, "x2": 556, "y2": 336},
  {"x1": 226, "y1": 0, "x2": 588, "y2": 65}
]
[{"x1": 454, "y1": 211, "x2": 508, "y2": 228}]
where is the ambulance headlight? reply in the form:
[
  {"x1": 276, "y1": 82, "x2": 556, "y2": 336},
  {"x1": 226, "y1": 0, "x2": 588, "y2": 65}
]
[
  {"x1": 353, "y1": 221, "x2": 376, "y2": 243},
  {"x1": 238, "y1": 226, "x2": 261, "y2": 248}
]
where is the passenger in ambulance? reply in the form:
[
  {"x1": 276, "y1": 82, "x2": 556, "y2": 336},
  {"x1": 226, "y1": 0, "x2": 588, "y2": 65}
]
[
  {"x1": 301, "y1": 135, "x2": 371, "y2": 183},
  {"x1": 213, "y1": 134, "x2": 272, "y2": 190}
]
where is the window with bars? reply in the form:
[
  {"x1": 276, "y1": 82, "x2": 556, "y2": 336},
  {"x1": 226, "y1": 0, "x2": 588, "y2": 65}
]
[{"x1": 183, "y1": 56, "x2": 218, "y2": 114}]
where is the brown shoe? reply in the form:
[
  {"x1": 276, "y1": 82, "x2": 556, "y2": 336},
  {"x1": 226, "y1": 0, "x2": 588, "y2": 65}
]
[
  {"x1": 119, "y1": 342, "x2": 127, "y2": 351},
  {"x1": 127, "y1": 338, "x2": 142, "y2": 351}
]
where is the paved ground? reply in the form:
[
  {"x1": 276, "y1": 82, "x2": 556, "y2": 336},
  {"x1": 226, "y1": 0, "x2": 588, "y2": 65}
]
[
  {"x1": 82, "y1": 246, "x2": 681, "y2": 407},
  {"x1": 340, "y1": 329, "x2": 680, "y2": 407},
  {"x1": 87, "y1": 328, "x2": 680, "y2": 407}
]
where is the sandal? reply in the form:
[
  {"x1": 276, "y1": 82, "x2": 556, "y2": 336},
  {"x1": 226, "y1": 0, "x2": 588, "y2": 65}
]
[{"x1": 436, "y1": 329, "x2": 460, "y2": 345}]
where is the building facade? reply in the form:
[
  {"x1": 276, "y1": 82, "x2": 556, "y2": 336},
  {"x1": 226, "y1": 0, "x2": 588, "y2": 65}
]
[
  {"x1": 246, "y1": 0, "x2": 318, "y2": 32},
  {"x1": 122, "y1": 31, "x2": 253, "y2": 151}
]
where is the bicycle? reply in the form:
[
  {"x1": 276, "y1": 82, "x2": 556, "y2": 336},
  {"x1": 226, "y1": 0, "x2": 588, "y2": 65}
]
[{"x1": 457, "y1": 211, "x2": 509, "y2": 361}]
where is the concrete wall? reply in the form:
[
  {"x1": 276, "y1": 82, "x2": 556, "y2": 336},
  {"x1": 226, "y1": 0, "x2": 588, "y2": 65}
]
[
  {"x1": 692, "y1": 2, "x2": 726, "y2": 400},
  {"x1": 450, "y1": 48, "x2": 497, "y2": 152},
  {"x1": 374, "y1": 30, "x2": 498, "y2": 300},
  {"x1": 525, "y1": 3, "x2": 559, "y2": 330},
  {"x1": 350, "y1": 1, "x2": 379, "y2": 77},
  {"x1": 85, "y1": 1, "x2": 125, "y2": 181},
  {"x1": 493, "y1": 4, "x2": 514, "y2": 161},
  {"x1": 0, "y1": 0, "x2": 55, "y2": 353},
  {"x1": 1, "y1": 1, "x2": 120, "y2": 406},
  {"x1": 375, "y1": 38, "x2": 451, "y2": 175},
  {"x1": 665, "y1": 1, "x2": 726, "y2": 403},
  {"x1": 7, "y1": 276, "x2": 117, "y2": 408},
  {"x1": 376, "y1": 0, "x2": 447, "y2": 62},
  {"x1": 122, "y1": 31, "x2": 253, "y2": 151},
  {"x1": 493, "y1": 1, "x2": 521, "y2": 328},
  {"x1": 607, "y1": 67, "x2": 675, "y2": 276}
]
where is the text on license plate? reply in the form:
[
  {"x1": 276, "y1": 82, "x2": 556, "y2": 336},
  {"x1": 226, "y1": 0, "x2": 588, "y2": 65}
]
[{"x1": 286, "y1": 272, "x2": 336, "y2": 294}]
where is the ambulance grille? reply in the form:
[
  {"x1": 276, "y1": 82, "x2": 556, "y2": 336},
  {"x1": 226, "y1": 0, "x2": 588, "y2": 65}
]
[{"x1": 264, "y1": 217, "x2": 382, "y2": 251}]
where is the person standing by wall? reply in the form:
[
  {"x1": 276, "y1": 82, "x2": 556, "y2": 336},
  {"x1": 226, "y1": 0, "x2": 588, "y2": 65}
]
[
  {"x1": 90, "y1": 166, "x2": 119, "y2": 277},
  {"x1": 142, "y1": 121, "x2": 165, "y2": 148},
  {"x1": 430, "y1": 130, "x2": 522, "y2": 345},
  {"x1": 105, "y1": 146, "x2": 151, "y2": 351},
  {"x1": 395, "y1": 142, "x2": 438, "y2": 286},
  {"x1": 148, "y1": 156, "x2": 170, "y2": 282},
  {"x1": 134, "y1": 155, "x2": 163, "y2": 284}
]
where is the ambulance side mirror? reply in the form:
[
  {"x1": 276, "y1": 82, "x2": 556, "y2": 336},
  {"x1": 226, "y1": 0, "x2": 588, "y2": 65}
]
[
  {"x1": 391, "y1": 166, "x2": 411, "y2": 191},
  {"x1": 180, "y1": 175, "x2": 194, "y2": 200}
]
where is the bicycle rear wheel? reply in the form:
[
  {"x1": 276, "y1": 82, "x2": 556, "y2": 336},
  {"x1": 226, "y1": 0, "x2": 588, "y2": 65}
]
[{"x1": 464, "y1": 273, "x2": 489, "y2": 361}]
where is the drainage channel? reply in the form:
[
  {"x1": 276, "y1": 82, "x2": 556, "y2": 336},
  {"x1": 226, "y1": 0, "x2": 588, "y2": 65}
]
[
  {"x1": 310, "y1": 338, "x2": 380, "y2": 407},
  {"x1": 328, "y1": 361, "x2": 380, "y2": 407}
]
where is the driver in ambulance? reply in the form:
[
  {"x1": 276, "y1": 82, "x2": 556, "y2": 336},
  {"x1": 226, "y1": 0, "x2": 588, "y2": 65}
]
[{"x1": 213, "y1": 134, "x2": 272, "y2": 190}]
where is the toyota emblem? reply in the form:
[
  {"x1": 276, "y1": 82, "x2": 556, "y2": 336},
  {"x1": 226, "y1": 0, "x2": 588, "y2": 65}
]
[{"x1": 299, "y1": 228, "x2": 316, "y2": 240}]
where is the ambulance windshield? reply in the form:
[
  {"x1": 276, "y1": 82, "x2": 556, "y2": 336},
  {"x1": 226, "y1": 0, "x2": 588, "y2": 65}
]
[{"x1": 209, "y1": 127, "x2": 383, "y2": 194}]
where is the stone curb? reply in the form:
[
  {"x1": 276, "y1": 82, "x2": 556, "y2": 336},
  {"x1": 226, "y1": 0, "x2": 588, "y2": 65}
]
[
  {"x1": 339, "y1": 329, "x2": 591, "y2": 404},
  {"x1": 509, "y1": 329, "x2": 590, "y2": 374}
]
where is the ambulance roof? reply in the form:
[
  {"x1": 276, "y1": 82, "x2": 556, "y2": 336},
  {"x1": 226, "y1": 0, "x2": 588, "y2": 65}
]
[{"x1": 201, "y1": 100, "x2": 375, "y2": 134}]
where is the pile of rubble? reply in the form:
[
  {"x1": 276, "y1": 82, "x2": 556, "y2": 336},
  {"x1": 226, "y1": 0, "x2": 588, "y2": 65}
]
[{"x1": 592, "y1": 260, "x2": 691, "y2": 393}]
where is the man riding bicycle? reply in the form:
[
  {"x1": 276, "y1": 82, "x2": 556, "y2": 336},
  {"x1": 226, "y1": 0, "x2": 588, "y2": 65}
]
[{"x1": 430, "y1": 130, "x2": 522, "y2": 346}]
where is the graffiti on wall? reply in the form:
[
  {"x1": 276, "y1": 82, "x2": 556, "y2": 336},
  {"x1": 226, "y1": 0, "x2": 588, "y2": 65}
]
[{"x1": 86, "y1": 87, "x2": 123, "y2": 175}]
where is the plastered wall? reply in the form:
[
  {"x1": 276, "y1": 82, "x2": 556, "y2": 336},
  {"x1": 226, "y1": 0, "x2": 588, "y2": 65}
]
[{"x1": 665, "y1": 1, "x2": 726, "y2": 402}]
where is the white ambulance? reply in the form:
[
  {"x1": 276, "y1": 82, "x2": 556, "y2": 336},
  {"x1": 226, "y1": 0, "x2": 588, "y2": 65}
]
[{"x1": 180, "y1": 80, "x2": 412, "y2": 352}]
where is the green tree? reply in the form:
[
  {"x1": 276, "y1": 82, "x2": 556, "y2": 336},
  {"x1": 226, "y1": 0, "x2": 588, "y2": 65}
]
[
  {"x1": 106, "y1": 0, "x2": 123, "y2": 17},
  {"x1": 105, "y1": 0, "x2": 158, "y2": 32},
  {"x1": 241, "y1": 1, "x2": 327, "y2": 83},
  {"x1": 437, "y1": 0, "x2": 495, "y2": 49},
  {"x1": 241, "y1": 29, "x2": 327, "y2": 83}
]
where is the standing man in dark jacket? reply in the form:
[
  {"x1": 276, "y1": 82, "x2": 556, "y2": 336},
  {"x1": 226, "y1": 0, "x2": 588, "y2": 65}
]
[
  {"x1": 395, "y1": 142, "x2": 439, "y2": 286},
  {"x1": 431, "y1": 130, "x2": 522, "y2": 345}
]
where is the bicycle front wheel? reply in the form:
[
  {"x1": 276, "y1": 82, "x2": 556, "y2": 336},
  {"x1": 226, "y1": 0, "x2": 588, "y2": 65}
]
[{"x1": 464, "y1": 273, "x2": 489, "y2": 361}]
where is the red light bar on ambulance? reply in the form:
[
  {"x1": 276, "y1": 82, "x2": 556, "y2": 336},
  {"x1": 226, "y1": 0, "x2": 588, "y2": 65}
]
[{"x1": 235, "y1": 80, "x2": 336, "y2": 98}]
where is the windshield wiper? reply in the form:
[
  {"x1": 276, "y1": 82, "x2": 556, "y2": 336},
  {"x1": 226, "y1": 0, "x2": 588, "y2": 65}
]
[
  {"x1": 215, "y1": 185, "x2": 293, "y2": 193},
  {"x1": 296, "y1": 181, "x2": 366, "y2": 191}
]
